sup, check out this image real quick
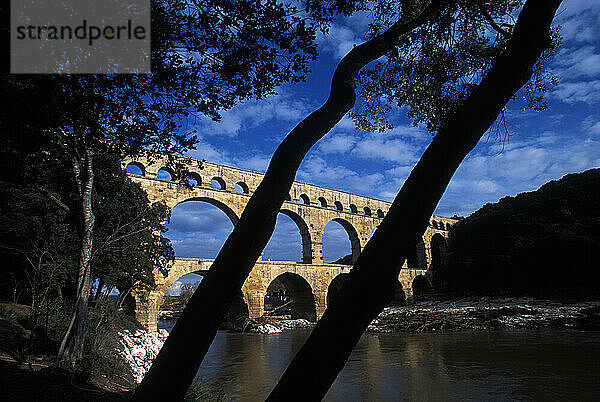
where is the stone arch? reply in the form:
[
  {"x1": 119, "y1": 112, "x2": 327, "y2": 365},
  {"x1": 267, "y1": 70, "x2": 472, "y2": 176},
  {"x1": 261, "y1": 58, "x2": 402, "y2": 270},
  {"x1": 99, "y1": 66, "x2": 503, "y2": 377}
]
[
  {"x1": 412, "y1": 275, "x2": 432, "y2": 298},
  {"x1": 126, "y1": 161, "x2": 145, "y2": 176},
  {"x1": 327, "y1": 273, "x2": 349, "y2": 307},
  {"x1": 234, "y1": 181, "x2": 249, "y2": 194},
  {"x1": 439, "y1": 221, "x2": 445, "y2": 230},
  {"x1": 211, "y1": 176, "x2": 226, "y2": 190},
  {"x1": 431, "y1": 233, "x2": 447, "y2": 269},
  {"x1": 389, "y1": 280, "x2": 406, "y2": 306},
  {"x1": 157, "y1": 166, "x2": 175, "y2": 181},
  {"x1": 376, "y1": 209, "x2": 385, "y2": 218},
  {"x1": 158, "y1": 263, "x2": 249, "y2": 329},
  {"x1": 363, "y1": 206, "x2": 372, "y2": 216},
  {"x1": 174, "y1": 197, "x2": 239, "y2": 226},
  {"x1": 324, "y1": 218, "x2": 361, "y2": 263},
  {"x1": 317, "y1": 197, "x2": 328, "y2": 208},
  {"x1": 279, "y1": 208, "x2": 312, "y2": 263},
  {"x1": 266, "y1": 273, "x2": 316, "y2": 320},
  {"x1": 431, "y1": 221, "x2": 438, "y2": 229},
  {"x1": 349, "y1": 204, "x2": 358, "y2": 213},
  {"x1": 185, "y1": 172, "x2": 202, "y2": 187},
  {"x1": 334, "y1": 201, "x2": 343, "y2": 211},
  {"x1": 299, "y1": 194, "x2": 310, "y2": 205}
]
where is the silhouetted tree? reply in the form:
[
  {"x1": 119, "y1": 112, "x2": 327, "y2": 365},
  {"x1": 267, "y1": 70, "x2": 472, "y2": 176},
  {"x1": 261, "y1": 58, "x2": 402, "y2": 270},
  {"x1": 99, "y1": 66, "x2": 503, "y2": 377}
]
[
  {"x1": 135, "y1": 0, "x2": 563, "y2": 399},
  {"x1": 2, "y1": 0, "x2": 337, "y2": 367}
]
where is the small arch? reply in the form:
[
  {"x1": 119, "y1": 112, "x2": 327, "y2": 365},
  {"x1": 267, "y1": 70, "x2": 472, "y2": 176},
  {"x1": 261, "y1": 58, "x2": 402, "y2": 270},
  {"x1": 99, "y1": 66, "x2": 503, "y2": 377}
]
[
  {"x1": 210, "y1": 177, "x2": 226, "y2": 190},
  {"x1": 376, "y1": 209, "x2": 385, "y2": 218},
  {"x1": 184, "y1": 172, "x2": 202, "y2": 187},
  {"x1": 299, "y1": 194, "x2": 310, "y2": 205},
  {"x1": 126, "y1": 162, "x2": 145, "y2": 176},
  {"x1": 317, "y1": 197, "x2": 328, "y2": 208},
  {"x1": 412, "y1": 275, "x2": 432, "y2": 298},
  {"x1": 363, "y1": 207, "x2": 372, "y2": 216},
  {"x1": 431, "y1": 221, "x2": 438, "y2": 229},
  {"x1": 327, "y1": 273, "x2": 349, "y2": 307},
  {"x1": 265, "y1": 273, "x2": 316, "y2": 321},
  {"x1": 439, "y1": 221, "x2": 445, "y2": 230},
  {"x1": 157, "y1": 167, "x2": 175, "y2": 181},
  {"x1": 349, "y1": 204, "x2": 358, "y2": 213},
  {"x1": 334, "y1": 201, "x2": 343, "y2": 211},
  {"x1": 234, "y1": 181, "x2": 249, "y2": 194}
]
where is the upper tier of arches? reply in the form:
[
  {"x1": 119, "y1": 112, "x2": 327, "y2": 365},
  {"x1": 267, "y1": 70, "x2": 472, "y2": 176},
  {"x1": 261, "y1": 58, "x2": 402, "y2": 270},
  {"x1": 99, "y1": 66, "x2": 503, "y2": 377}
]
[{"x1": 124, "y1": 157, "x2": 398, "y2": 220}]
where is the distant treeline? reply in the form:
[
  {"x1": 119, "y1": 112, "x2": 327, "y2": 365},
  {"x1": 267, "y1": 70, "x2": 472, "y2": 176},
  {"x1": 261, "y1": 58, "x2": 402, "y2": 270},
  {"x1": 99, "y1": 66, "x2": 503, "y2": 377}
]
[{"x1": 438, "y1": 169, "x2": 600, "y2": 297}]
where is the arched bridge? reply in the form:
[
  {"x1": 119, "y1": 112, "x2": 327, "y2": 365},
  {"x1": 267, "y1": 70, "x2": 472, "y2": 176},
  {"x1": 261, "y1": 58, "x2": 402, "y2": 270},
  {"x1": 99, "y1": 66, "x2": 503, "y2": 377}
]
[{"x1": 124, "y1": 156, "x2": 457, "y2": 332}]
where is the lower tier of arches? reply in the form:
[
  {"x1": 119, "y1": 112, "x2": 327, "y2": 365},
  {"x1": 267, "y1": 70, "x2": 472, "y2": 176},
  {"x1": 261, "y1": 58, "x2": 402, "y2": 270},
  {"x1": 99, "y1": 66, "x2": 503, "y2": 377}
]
[{"x1": 131, "y1": 258, "x2": 432, "y2": 332}]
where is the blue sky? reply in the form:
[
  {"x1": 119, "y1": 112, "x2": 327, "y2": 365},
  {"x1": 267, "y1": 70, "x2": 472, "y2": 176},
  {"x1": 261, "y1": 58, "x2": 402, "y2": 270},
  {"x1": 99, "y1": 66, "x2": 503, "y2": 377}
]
[{"x1": 154, "y1": 1, "x2": 600, "y2": 290}]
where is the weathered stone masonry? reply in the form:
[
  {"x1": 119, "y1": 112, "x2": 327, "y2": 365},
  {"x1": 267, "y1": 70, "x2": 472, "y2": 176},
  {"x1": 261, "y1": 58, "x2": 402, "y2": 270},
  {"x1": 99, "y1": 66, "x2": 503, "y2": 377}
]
[{"x1": 124, "y1": 156, "x2": 456, "y2": 332}]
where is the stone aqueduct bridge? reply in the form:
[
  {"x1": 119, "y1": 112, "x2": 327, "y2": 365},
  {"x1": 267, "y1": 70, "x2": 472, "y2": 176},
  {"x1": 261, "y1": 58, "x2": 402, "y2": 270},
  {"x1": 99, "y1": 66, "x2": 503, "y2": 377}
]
[{"x1": 124, "y1": 156, "x2": 457, "y2": 332}]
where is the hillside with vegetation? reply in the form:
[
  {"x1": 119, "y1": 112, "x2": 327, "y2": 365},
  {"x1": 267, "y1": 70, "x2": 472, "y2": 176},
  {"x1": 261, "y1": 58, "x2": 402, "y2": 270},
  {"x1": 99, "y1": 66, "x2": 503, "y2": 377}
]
[{"x1": 438, "y1": 169, "x2": 600, "y2": 296}]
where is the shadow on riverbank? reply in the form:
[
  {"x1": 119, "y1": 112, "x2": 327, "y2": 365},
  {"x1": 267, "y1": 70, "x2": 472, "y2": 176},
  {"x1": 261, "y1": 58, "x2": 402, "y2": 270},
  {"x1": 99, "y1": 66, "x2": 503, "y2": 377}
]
[{"x1": 0, "y1": 357, "x2": 130, "y2": 401}]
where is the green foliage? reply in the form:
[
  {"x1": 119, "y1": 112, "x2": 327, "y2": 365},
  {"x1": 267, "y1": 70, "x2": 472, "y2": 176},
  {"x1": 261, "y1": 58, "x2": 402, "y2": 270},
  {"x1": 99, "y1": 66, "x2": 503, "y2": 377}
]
[
  {"x1": 350, "y1": 0, "x2": 560, "y2": 134},
  {"x1": 79, "y1": 299, "x2": 141, "y2": 381},
  {"x1": 440, "y1": 169, "x2": 600, "y2": 295},
  {"x1": 92, "y1": 152, "x2": 174, "y2": 294},
  {"x1": 0, "y1": 185, "x2": 77, "y2": 311}
]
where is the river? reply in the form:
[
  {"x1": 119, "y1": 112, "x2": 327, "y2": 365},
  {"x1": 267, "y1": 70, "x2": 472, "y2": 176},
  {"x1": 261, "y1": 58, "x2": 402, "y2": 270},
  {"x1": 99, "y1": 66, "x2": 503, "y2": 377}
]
[{"x1": 158, "y1": 320, "x2": 600, "y2": 400}]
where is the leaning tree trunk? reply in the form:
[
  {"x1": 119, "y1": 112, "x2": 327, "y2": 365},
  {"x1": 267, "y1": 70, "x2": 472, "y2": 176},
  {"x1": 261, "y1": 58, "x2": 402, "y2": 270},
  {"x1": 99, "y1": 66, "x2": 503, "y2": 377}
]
[
  {"x1": 55, "y1": 146, "x2": 95, "y2": 367},
  {"x1": 133, "y1": 2, "x2": 445, "y2": 400},
  {"x1": 268, "y1": 1, "x2": 562, "y2": 399}
]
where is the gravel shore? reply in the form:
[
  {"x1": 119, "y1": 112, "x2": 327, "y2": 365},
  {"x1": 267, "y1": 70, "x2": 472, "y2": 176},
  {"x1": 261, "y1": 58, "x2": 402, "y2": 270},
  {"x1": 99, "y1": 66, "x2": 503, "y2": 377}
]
[{"x1": 367, "y1": 297, "x2": 600, "y2": 333}]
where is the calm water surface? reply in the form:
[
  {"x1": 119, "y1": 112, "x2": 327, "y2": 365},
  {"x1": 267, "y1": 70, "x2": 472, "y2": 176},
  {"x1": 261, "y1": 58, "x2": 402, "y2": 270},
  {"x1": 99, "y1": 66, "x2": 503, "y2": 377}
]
[{"x1": 159, "y1": 321, "x2": 600, "y2": 401}]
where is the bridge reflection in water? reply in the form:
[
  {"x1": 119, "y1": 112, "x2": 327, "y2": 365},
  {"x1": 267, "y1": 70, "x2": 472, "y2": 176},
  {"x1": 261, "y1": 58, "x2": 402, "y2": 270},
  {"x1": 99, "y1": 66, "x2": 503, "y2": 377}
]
[{"x1": 123, "y1": 156, "x2": 457, "y2": 332}]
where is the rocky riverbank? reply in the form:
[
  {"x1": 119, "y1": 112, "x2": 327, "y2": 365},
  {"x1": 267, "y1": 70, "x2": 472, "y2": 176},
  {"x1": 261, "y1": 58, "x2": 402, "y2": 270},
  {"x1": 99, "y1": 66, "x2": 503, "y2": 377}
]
[
  {"x1": 367, "y1": 297, "x2": 600, "y2": 333},
  {"x1": 117, "y1": 329, "x2": 169, "y2": 383}
]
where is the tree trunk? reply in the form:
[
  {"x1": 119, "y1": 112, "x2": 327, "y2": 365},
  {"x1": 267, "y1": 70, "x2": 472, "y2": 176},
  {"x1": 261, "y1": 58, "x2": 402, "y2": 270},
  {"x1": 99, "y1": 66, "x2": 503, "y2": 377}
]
[
  {"x1": 268, "y1": 1, "x2": 562, "y2": 399},
  {"x1": 133, "y1": 3, "x2": 444, "y2": 400},
  {"x1": 55, "y1": 146, "x2": 95, "y2": 367}
]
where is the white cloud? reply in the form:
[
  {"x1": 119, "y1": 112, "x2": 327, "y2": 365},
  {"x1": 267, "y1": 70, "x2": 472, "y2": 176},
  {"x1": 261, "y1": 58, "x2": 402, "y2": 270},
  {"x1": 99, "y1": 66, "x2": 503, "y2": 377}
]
[
  {"x1": 193, "y1": 91, "x2": 315, "y2": 138},
  {"x1": 298, "y1": 156, "x2": 384, "y2": 194},
  {"x1": 551, "y1": 79, "x2": 600, "y2": 104},
  {"x1": 319, "y1": 134, "x2": 357, "y2": 154},
  {"x1": 352, "y1": 136, "x2": 418, "y2": 164}
]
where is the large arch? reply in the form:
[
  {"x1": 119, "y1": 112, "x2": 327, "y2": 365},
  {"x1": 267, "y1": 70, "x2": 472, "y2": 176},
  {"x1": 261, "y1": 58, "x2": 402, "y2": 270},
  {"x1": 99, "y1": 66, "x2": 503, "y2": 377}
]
[
  {"x1": 279, "y1": 208, "x2": 313, "y2": 263},
  {"x1": 327, "y1": 273, "x2": 349, "y2": 307},
  {"x1": 430, "y1": 233, "x2": 447, "y2": 269},
  {"x1": 406, "y1": 239, "x2": 427, "y2": 269},
  {"x1": 323, "y1": 218, "x2": 361, "y2": 264},
  {"x1": 174, "y1": 197, "x2": 240, "y2": 227},
  {"x1": 266, "y1": 273, "x2": 316, "y2": 321},
  {"x1": 412, "y1": 275, "x2": 432, "y2": 299}
]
